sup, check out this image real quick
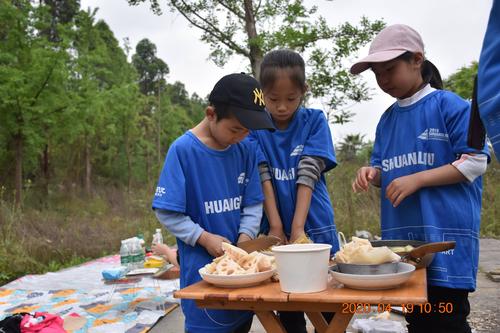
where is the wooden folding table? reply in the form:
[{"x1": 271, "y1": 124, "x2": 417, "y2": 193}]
[{"x1": 175, "y1": 268, "x2": 427, "y2": 333}]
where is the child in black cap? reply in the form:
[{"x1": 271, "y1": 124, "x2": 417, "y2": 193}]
[{"x1": 152, "y1": 73, "x2": 274, "y2": 333}]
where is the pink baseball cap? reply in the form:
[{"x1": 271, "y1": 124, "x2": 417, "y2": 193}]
[{"x1": 350, "y1": 24, "x2": 425, "y2": 75}]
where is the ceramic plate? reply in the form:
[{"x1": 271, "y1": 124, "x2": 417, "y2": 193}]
[
  {"x1": 199, "y1": 267, "x2": 276, "y2": 288},
  {"x1": 330, "y1": 262, "x2": 415, "y2": 290}
]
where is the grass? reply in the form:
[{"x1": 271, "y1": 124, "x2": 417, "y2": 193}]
[
  {"x1": 0, "y1": 159, "x2": 498, "y2": 286},
  {"x1": 0, "y1": 186, "x2": 172, "y2": 285}
]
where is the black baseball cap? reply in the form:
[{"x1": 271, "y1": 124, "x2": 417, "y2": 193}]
[{"x1": 209, "y1": 73, "x2": 275, "y2": 131}]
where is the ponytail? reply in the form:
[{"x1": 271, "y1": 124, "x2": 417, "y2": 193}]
[
  {"x1": 397, "y1": 52, "x2": 443, "y2": 90},
  {"x1": 422, "y1": 60, "x2": 443, "y2": 90}
]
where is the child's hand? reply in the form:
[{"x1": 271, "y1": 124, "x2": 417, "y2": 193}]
[
  {"x1": 152, "y1": 243, "x2": 170, "y2": 257},
  {"x1": 386, "y1": 174, "x2": 422, "y2": 207},
  {"x1": 197, "y1": 231, "x2": 231, "y2": 257},
  {"x1": 352, "y1": 167, "x2": 380, "y2": 192},
  {"x1": 289, "y1": 226, "x2": 306, "y2": 244},
  {"x1": 269, "y1": 225, "x2": 287, "y2": 244},
  {"x1": 237, "y1": 233, "x2": 252, "y2": 244}
]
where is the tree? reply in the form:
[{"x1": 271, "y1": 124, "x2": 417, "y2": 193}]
[
  {"x1": 0, "y1": 0, "x2": 71, "y2": 207},
  {"x1": 132, "y1": 38, "x2": 171, "y2": 178},
  {"x1": 68, "y1": 9, "x2": 138, "y2": 194},
  {"x1": 127, "y1": 0, "x2": 384, "y2": 123},
  {"x1": 166, "y1": 81, "x2": 190, "y2": 108},
  {"x1": 443, "y1": 61, "x2": 478, "y2": 100},
  {"x1": 337, "y1": 133, "x2": 366, "y2": 161},
  {"x1": 132, "y1": 39, "x2": 169, "y2": 96},
  {"x1": 40, "y1": 0, "x2": 80, "y2": 41}
]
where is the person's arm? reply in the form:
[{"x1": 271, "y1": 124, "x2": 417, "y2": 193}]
[
  {"x1": 387, "y1": 153, "x2": 488, "y2": 207},
  {"x1": 196, "y1": 231, "x2": 230, "y2": 257},
  {"x1": 238, "y1": 202, "x2": 263, "y2": 242},
  {"x1": 261, "y1": 180, "x2": 286, "y2": 243},
  {"x1": 451, "y1": 153, "x2": 488, "y2": 182},
  {"x1": 154, "y1": 209, "x2": 203, "y2": 246},
  {"x1": 352, "y1": 166, "x2": 381, "y2": 192},
  {"x1": 154, "y1": 209, "x2": 229, "y2": 257},
  {"x1": 296, "y1": 156, "x2": 326, "y2": 190},
  {"x1": 386, "y1": 164, "x2": 467, "y2": 207},
  {"x1": 290, "y1": 184, "x2": 313, "y2": 243},
  {"x1": 288, "y1": 155, "x2": 326, "y2": 243},
  {"x1": 259, "y1": 162, "x2": 287, "y2": 243},
  {"x1": 151, "y1": 243, "x2": 179, "y2": 267}
]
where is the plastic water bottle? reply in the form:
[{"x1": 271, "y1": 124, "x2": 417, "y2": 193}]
[
  {"x1": 137, "y1": 234, "x2": 146, "y2": 259},
  {"x1": 130, "y1": 238, "x2": 144, "y2": 270},
  {"x1": 152, "y1": 228, "x2": 163, "y2": 246},
  {"x1": 120, "y1": 240, "x2": 131, "y2": 270}
]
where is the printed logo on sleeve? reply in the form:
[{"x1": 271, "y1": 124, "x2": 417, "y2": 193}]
[
  {"x1": 237, "y1": 172, "x2": 245, "y2": 184},
  {"x1": 155, "y1": 187, "x2": 166, "y2": 197},
  {"x1": 290, "y1": 145, "x2": 304, "y2": 156},
  {"x1": 418, "y1": 128, "x2": 449, "y2": 142}
]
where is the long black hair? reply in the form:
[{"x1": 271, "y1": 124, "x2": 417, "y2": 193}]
[
  {"x1": 259, "y1": 49, "x2": 307, "y2": 92},
  {"x1": 397, "y1": 51, "x2": 443, "y2": 90}
]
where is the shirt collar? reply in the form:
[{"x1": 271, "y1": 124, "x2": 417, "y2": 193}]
[{"x1": 397, "y1": 84, "x2": 436, "y2": 107}]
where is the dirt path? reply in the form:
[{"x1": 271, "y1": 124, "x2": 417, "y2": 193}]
[{"x1": 468, "y1": 238, "x2": 500, "y2": 332}]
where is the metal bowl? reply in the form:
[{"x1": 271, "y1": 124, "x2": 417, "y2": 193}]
[{"x1": 336, "y1": 262, "x2": 398, "y2": 275}]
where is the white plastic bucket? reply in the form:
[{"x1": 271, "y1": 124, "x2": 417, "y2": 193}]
[{"x1": 272, "y1": 243, "x2": 332, "y2": 293}]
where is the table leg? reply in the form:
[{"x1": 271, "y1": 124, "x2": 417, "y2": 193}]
[
  {"x1": 255, "y1": 311, "x2": 287, "y2": 333},
  {"x1": 325, "y1": 312, "x2": 353, "y2": 333},
  {"x1": 305, "y1": 312, "x2": 328, "y2": 333}
]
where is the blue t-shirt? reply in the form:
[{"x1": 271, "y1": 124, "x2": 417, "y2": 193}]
[
  {"x1": 478, "y1": 0, "x2": 500, "y2": 159},
  {"x1": 371, "y1": 90, "x2": 488, "y2": 291},
  {"x1": 249, "y1": 107, "x2": 340, "y2": 253},
  {"x1": 152, "y1": 131, "x2": 264, "y2": 333}
]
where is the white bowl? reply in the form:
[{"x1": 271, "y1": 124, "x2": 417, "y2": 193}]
[
  {"x1": 198, "y1": 267, "x2": 276, "y2": 288},
  {"x1": 330, "y1": 262, "x2": 416, "y2": 290},
  {"x1": 273, "y1": 243, "x2": 332, "y2": 293}
]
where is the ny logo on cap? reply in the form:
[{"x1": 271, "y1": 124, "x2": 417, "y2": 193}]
[{"x1": 253, "y1": 88, "x2": 265, "y2": 107}]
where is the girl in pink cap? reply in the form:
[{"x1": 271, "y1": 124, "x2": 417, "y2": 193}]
[{"x1": 350, "y1": 24, "x2": 489, "y2": 333}]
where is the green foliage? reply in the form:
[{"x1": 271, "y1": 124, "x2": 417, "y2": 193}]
[
  {"x1": 0, "y1": 1, "x2": 203, "y2": 199},
  {"x1": 443, "y1": 61, "x2": 478, "y2": 99},
  {"x1": 0, "y1": 186, "x2": 163, "y2": 285},
  {"x1": 337, "y1": 133, "x2": 369, "y2": 161},
  {"x1": 127, "y1": 0, "x2": 384, "y2": 123},
  {"x1": 132, "y1": 38, "x2": 169, "y2": 95}
]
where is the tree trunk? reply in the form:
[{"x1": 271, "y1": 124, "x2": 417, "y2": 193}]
[
  {"x1": 84, "y1": 137, "x2": 92, "y2": 195},
  {"x1": 243, "y1": 0, "x2": 263, "y2": 79},
  {"x1": 124, "y1": 124, "x2": 132, "y2": 193},
  {"x1": 146, "y1": 146, "x2": 151, "y2": 187},
  {"x1": 13, "y1": 133, "x2": 23, "y2": 208},
  {"x1": 157, "y1": 82, "x2": 162, "y2": 166},
  {"x1": 41, "y1": 143, "x2": 50, "y2": 198}
]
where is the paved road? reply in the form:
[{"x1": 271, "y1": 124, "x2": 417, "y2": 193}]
[{"x1": 150, "y1": 238, "x2": 500, "y2": 333}]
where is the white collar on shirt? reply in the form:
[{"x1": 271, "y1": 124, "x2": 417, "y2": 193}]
[{"x1": 397, "y1": 84, "x2": 436, "y2": 107}]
